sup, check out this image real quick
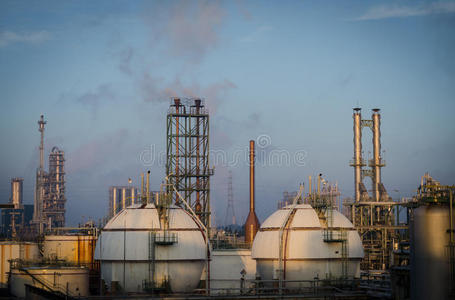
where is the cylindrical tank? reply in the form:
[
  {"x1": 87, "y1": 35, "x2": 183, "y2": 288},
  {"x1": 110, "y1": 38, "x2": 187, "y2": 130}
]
[
  {"x1": 252, "y1": 204, "x2": 364, "y2": 288},
  {"x1": 95, "y1": 204, "x2": 207, "y2": 294},
  {"x1": 0, "y1": 242, "x2": 40, "y2": 288},
  {"x1": 410, "y1": 205, "x2": 450, "y2": 300},
  {"x1": 43, "y1": 234, "x2": 97, "y2": 269},
  {"x1": 10, "y1": 266, "x2": 89, "y2": 298}
]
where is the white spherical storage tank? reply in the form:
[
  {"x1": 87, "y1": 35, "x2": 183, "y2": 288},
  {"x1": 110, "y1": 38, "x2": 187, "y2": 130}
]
[
  {"x1": 252, "y1": 204, "x2": 363, "y2": 287},
  {"x1": 94, "y1": 204, "x2": 207, "y2": 294}
]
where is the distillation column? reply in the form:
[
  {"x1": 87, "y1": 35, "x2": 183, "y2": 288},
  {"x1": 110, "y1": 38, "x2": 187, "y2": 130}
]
[{"x1": 46, "y1": 147, "x2": 66, "y2": 227}]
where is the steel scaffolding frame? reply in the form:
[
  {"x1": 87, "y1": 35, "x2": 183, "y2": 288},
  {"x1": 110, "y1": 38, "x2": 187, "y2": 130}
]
[
  {"x1": 166, "y1": 98, "x2": 212, "y2": 228},
  {"x1": 347, "y1": 108, "x2": 409, "y2": 271},
  {"x1": 345, "y1": 199, "x2": 409, "y2": 270}
]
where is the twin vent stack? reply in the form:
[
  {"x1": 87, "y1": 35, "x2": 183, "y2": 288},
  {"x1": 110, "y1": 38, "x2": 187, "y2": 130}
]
[{"x1": 351, "y1": 108, "x2": 388, "y2": 202}]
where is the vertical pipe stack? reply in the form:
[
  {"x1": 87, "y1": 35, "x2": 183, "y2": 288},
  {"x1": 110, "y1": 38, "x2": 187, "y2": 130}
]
[
  {"x1": 353, "y1": 108, "x2": 362, "y2": 202},
  {"x1": 112, "y1": 187, "x2": 117, "y2": 216},
  {"x1": 131, "y1": 187, "x2": 136, "y2": 205},
  {"x1": 175, "y1": 98, "x2": 180, "y2": 205},
  {"x1": 146, "y1": 170, "x2": 150, "y2": 204},
  {"x1": 141, "y1": 173, "x2": 144, "y2": 204},
  {"x1": 122, "y1": 188, "x2": 126, "y2": 210},
  {"x1": 244, "y1": 140, "x2": 260, "y2": 245},
  {"x1": 372, "y1": 109, "x2": 381, "y2": 201},
  {"x1": 10, "y1": 178, "x2": 23, "y2": 209},
  {"x1": 195, "y1": 99, "x2": 202, "y2": 214}
]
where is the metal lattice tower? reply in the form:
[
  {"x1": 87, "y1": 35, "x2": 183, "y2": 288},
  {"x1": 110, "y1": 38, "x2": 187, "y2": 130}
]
[
  {"x1": 224, "y1": 171, "x2": 236, "y2": 226},
  {"x1": 166, "y1": 98, "x2": 213, "y2": 228}
]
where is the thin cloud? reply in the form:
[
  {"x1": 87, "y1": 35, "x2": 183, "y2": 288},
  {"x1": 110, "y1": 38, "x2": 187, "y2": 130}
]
[
  {"x1": 67, "y1": 129, "x2": 130, "y2": 174},
  {"x1": 59, "y1": 83, "x2": 116, "y2": 119},
  {"x1": 146, "y1": 1, "x2": 226, "y2": 64},
  {"x1": 0, "y1": 30, "x2": 51, "y2": 47},
  {"x1": 239, "y1": 25, "x2": 273, "y2": 43},
  {"x1": 353, "y1": 1, "x2": 455, "y2": 21}
]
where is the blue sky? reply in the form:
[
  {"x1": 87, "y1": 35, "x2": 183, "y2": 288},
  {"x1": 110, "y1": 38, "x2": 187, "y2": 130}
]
[{"x1": 1, "y1": 0, "x2": 454, "y2": 226}]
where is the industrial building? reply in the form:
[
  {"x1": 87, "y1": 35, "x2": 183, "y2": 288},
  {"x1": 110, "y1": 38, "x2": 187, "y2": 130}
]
[
  {"x1": 1, "y1": 205, "x2": 33, "y2": 238},
  {"x1": 0, "y1": 178, "x2": 34, "y2": 238}
]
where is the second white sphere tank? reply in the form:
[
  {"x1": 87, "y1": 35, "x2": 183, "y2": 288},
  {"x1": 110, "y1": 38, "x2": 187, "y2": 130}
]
[{"x1": 252, "y1": 204, "x2": 363, "y2": 286}]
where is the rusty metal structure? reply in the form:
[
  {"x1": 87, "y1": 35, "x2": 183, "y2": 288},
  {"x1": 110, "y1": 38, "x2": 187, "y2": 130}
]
[
  {"x1": 244, "y1": 140, "x2": 260, "y2": 245},
  {"x1": 346, "y1": 108, "x2": 409, "y2": 271},
  {"x1": 33, "y1": 116, "x2": 66, "y2": 233},
  {"x1": 166, "y1": 98, "x2": 212, "y2": 228}
]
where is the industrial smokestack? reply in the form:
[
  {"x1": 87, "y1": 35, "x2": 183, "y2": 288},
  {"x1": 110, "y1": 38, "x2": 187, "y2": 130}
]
[
  {"x1": 352, "y1": 108, "x2": 363, "y2": 202},
  {"x1": 372, "y1": 109, "x2": 382, "y2": 201},
  {"x1": 244, "y1": 140, "x2": 260, "y2": 245}
]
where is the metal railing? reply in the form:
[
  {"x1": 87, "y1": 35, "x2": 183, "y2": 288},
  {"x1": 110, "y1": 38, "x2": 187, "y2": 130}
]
[
  {"x1": 210, "y1": 238, "x2": 250, "y2": 250},
  {"x1": 323, "y1": 229, "x2": 347, "y2": 242},
  {"x1": 197, "y1": 278, "x2": 367, "y2": 297},
  {"x1": 154, "y1": 231, "x2": 178, "y2": 245}
]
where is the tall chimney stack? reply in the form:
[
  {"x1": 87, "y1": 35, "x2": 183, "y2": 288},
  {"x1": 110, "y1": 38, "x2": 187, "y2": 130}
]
[
  {"x1": 371, "y1": 109, "x2": 381, "y2": 201},
  {"x1": 352, "y1": 108, "x2": 363, "y2": 202},
  {"x1": 244, "y1": 140, "x2": 260, "y2": 245}
]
